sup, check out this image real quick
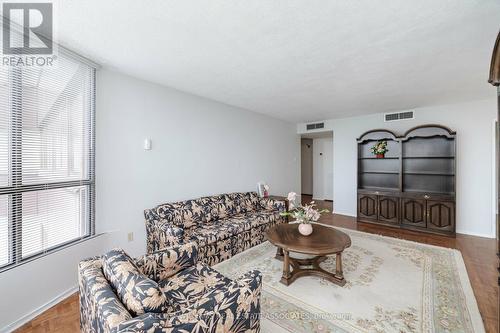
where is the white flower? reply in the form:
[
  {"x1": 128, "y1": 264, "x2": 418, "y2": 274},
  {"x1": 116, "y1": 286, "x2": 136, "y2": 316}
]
[
  {"x1": 312, "y1": 211, "x2": 320, "y2": 221},
  {"x1": 264, "y1": 184, "x2": 270, "y2": 191},
  {"x1": 287, "y1": 192, "x2": 297, "y2": 202}
]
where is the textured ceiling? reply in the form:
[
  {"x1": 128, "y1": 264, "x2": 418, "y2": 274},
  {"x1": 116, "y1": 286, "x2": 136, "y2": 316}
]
[{"x1": 46, "y1": 1, "x2": 500, "y2": 122}]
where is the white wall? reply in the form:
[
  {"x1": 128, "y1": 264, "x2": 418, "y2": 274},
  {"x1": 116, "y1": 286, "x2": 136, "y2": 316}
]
[
  {"x1": 312, "y1": 137, "x2": 333, "y2": 201},
  {"x1": 301, "y1": 139, "x2": 313, "y2": 195},
  {"x1": 298, "y1": 98, "x2": 497, "y2": 238},
  {"x1": 96, "y1": 70, "x2": 301, "y2": 256}
]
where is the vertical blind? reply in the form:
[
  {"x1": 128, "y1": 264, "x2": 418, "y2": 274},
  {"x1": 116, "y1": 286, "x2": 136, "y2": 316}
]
[{"x1": 0, "y1": 50, "x2": 96, "y2": 270}]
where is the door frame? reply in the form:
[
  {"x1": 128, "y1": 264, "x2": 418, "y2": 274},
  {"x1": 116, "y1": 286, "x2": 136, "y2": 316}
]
[{"x1": 299, "y1": 130, "x2": 334, "y2": 202}]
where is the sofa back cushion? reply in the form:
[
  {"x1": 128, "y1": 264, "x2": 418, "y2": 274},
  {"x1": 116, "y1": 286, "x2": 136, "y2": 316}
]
[
  {"x1": 155, "y1": 198, "x2": 211, "y2": 229},
  {"x1": 135, "y1": 242, "x2": 199, "y2": 281},
  {"x1": 201, "y1": 192, "x2": 260, "y2": 221},
  {"x1": 103, "y1": 249, "x2": 169, "y2": 316},
  {"x1": 154, "y1": 192, "x2": 260, "y2": 228},
  {"x1": 225, "y1": 192, "x2": 260, "y2": 215}
]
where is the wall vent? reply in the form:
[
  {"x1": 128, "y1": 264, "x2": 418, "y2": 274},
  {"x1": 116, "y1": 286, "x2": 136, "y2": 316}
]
[
  {"x1": 306, "y1": 122, "x2": 325, "y2": 130},
  {"x1": 384, "y1": 111, "x2": 414, "y2": 122}
]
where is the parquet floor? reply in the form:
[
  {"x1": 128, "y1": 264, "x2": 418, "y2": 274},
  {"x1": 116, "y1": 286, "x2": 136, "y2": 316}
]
[
  {"x1": 15, "y1": 293, "x2": 80, "y2": 332},
  {"x1": 15, "y1": 197, "x2": 498, "y2": 332}
]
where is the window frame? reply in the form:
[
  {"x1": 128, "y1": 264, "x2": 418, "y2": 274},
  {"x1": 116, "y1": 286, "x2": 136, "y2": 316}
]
[{"x1": 0, "y1": 58, "x2": 96, "y2": 273}]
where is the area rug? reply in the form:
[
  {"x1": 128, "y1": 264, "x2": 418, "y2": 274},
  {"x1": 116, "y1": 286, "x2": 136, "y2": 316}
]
[{"x1": 214, "y1": 224, "x2": 485, "y2": 333}]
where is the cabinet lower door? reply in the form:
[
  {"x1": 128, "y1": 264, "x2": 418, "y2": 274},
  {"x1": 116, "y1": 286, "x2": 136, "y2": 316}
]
[
  {"x1": 401, "y1": 198, "x2": 426, "y2": 228},
  {"x1": 358, "y1": 194, "x2": 377, "y2": 220},
  {"x1": 427, "y1": 200, "x2": 455, "y2": 232},
  {"x1": 378, "y1": 196, "x2": 399, "y2": 224}
]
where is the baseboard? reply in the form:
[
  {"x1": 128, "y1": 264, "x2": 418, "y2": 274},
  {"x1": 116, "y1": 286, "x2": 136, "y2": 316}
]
[
  {"x1": 308, "y1": 196, "x2": 333, "y2": 202},
  {"x1": 455, "y1": 230, "x2": 495, "y2": 239},
  {"x1": 1, "y1": 286, "x2": 78, "y2": 333},
  {"x1": 332, "y1": 210, "x2": 357, "y2": 218}
]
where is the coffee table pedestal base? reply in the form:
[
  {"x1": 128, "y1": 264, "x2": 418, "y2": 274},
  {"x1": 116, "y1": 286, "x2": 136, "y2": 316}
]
[{"x1": 275, "y1": 248, "x2": 346, "y2": 287}]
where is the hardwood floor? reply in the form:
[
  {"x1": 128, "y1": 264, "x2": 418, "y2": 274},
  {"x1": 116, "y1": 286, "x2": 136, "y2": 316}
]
[
  {"x1": 16, "y1": 294, "x2": 80, "y2": 333},
  {"x1": 15, "y1": 197, "x2": 498, "y2": 332}
]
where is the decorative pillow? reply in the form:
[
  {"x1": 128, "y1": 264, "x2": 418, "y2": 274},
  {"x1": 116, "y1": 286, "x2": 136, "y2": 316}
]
[{"x1": 103, "y1": 248, "x2": 168, "y2": 316}]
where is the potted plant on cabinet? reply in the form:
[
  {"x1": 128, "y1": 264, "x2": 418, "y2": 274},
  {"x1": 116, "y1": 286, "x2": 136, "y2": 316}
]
[
  {"x1": 371, "y1": 140, "x2": 389, "y2": 158},
  {"x1": 281, "y1": 192, "x2": 329, "y2": 236}
]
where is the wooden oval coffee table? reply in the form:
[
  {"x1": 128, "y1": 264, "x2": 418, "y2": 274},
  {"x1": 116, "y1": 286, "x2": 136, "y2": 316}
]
[{"x1": 266, "y1": 223, "x2": 351, "y2": 286}]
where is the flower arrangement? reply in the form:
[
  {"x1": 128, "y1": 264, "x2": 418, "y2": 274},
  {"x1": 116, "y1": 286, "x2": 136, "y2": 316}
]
[
  {"x1": 281, "y1": 192, "x2": 329, "y2": 224},
  {"x1": 370, "y1": 140, "x2": 389, "y2": 158}
]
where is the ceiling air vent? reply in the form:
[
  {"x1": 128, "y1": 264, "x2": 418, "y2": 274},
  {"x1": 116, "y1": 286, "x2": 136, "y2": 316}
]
[
  {"x1": 306, "y1": 122, "x2": 325, "y2": 130},
  {"x1": 384, "y1": 111, "x2": 414, "y2": 122}
]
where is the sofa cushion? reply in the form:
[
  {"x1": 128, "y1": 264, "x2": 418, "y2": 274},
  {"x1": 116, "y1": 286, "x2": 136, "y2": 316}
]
[
  {"x1": 211, "y1": 194, "x2": 235, "y2": 220},
  {"x1": 199, "y1": 194, "x2": 224, "y2": 222},
  {"x1": 103, "y1": 249, "x2": 169, "y2": 316},
  {"x1": 221, "y1": 214, "x2": 253, "y2": 232},
  {"x1": 246, "y1": 210, "x2": 283, "y2": 228},
  {"x1": 159, "y1": 263, "x2": 232, "y2": 311},
  {"x1": 227, "y1": 192, "x2": 259, "y2": 214},
  {"x1": 200, "y1": 193, "x2": 254, "y2": 222},
  {"x1": 196, "y1": 238, "x2": 233, "y2": 266},
  {"x1": 184, "y1": 210, "x2": 282, "y2": 248},
  {"x1": 135, "y1": 242, "x2": 199, "y2": 281},
  {"x1": 186, "y1": 221, "x2": 242, "y2": 247},
  {"x1": 153, "y1": 192, "x2": 262, "y2": 229},
  {"x1": 156, "y1": 199, "x2": 206, "y2": 229},
  {"x1": 258, "y1": 197, "x2": 287, "y2": 212},
  {"x1": 155, "y1": 195, "x2": 236, "y2": 228}
]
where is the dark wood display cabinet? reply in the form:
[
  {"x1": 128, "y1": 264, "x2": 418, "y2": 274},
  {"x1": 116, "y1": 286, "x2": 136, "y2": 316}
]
[{"x1": 357, "y1": 124, "x2": 456, "y2": 236}]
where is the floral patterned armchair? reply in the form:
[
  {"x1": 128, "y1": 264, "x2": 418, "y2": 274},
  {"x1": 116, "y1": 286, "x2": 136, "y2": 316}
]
[
  {"x1": 145, "y1": 192, "x2": 287, "y2": 265},
  {"x1": 79, "y1": 242, "x2": 262, "y2": 333}
]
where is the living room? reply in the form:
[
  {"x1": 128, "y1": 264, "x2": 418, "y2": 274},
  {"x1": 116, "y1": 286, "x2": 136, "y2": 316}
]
[{"x1": 0, "y1": 1, "x2": 499, "y2": 333}]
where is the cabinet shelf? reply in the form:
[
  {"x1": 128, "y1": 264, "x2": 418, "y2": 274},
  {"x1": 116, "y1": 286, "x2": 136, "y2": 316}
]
[
  {"x1": 403, "y1": 156, "x2": 455, "y2": 159},
  {"x1": 359, "y1": 157, "x2": 399, "y2": 160},
  {"x1": 403, "y1": 189, "x2": 455, "y2": 196},
  {"x1": 358, "y1": 186, "x2": 399, "y2": 192},
  {"x1": 359, "y1": 171, "x2": 399, "y2": 175},
  {"x1": 403, "y1": 172, "x2": 455, "y2": 176}
]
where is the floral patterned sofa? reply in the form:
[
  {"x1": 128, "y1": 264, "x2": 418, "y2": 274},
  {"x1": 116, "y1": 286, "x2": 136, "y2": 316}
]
[
  {"x1": 79, "y1": 242, "x2": 262, "y2": 333},
  {"x1": 144, "y1": 192, "x2": 287, "y2": 265}
]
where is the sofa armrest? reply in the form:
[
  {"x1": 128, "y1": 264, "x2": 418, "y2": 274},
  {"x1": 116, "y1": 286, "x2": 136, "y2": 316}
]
[
  {"x1": 145, "y1": 209, "x2": 185, "y2": 253},
  {"x1": 135, "y1": 242, "x2": 199, "y2": 281},
  {"x1": 258, "y1": 197, "x2": 287, "y2": 212},
  {"x1": 115, "y1": 270, "x2": 262, "y2": 333},
  {"x1": 79, "y1": 257, "x2": 132, "y2": 333}
]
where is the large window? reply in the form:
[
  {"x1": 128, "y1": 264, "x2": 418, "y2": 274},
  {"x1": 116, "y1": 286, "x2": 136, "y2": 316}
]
[{"x1": 0, "y1": 52, "x2": 95, "y2": 270}]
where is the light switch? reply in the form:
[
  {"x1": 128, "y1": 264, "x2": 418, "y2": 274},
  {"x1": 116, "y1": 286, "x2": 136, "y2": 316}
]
[{"x1": 144, "y1": 138, "x2": 152, "y2": 150}]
